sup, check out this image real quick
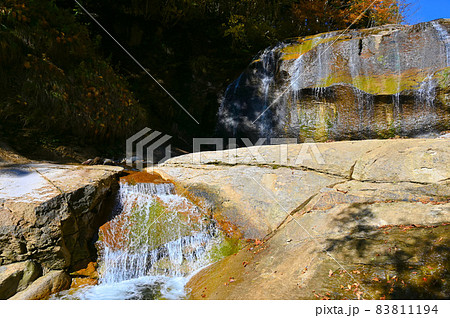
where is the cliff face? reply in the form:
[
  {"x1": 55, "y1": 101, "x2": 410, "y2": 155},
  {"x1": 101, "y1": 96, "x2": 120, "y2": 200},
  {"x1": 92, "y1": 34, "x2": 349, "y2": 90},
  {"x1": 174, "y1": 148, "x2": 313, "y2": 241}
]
[{"x1": 217, "y1": 19, "x2": 450, "y2": 142}]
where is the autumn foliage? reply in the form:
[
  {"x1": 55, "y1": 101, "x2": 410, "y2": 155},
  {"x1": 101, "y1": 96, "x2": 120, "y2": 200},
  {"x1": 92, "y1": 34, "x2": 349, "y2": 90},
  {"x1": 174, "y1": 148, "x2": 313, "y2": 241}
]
[
  {"x1": 0, "y1": 0, "x2": 145, "y2": 143},
  {"x1": 0, "y1": 0, "x2": 409, "y2": 148},
  {"x1": 292, "y1": 0, "x2": 407, "y2": 35}
]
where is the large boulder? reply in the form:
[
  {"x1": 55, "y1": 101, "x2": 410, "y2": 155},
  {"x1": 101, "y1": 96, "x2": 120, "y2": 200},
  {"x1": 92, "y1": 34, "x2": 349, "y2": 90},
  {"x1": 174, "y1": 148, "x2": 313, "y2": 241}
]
[
  {"x1": 9, "y1": 270, "x2": 71, "y2": 300},
  {"x1": 0, "y1": 260, "x2": 41, "y2": 299},
  {"x1": 153, "y1": 138, "x2": 449, "y2": 239},
  {"x1": 152, "y1": 138, "x2": 450, "y2": 299},
  {"x1": 0, "y1": 164, "x2": 123, "y2": 271},
  {"x1": 217, "y1": 19, "x2": 450, "y2": 142}
]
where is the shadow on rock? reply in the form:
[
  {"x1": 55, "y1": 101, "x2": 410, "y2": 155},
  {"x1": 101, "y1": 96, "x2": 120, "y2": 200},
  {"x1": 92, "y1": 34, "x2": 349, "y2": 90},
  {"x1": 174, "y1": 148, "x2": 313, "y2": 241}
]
[{"x1": 324, "y1": 204, "x2": 449, "y2": 300}]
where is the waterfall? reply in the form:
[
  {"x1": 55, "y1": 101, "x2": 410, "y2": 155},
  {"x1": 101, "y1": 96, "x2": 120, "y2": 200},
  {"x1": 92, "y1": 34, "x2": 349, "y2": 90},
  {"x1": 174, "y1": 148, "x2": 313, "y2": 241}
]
[
  {"x1": 431, "y1": 20, "x2": 450, "y2": 66},
  {"x1": 54, "y1": 180, "x2": 223, "y2": 300},
  {"x1": 216, "y1": 20, "x2": 450, "y2": 141}
]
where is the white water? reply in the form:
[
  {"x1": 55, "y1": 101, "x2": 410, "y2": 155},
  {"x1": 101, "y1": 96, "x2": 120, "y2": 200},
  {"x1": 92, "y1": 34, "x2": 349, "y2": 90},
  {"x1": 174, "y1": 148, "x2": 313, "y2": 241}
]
[
  {"x1": 431, "y1": 21, "x2": 450, "y2": 66},
  {"x1": 54, "y1": 181, "x2": 221, "y2": 300},
  {"x1": 217, "y1": 22, "x2": 449, "y2": 140}
]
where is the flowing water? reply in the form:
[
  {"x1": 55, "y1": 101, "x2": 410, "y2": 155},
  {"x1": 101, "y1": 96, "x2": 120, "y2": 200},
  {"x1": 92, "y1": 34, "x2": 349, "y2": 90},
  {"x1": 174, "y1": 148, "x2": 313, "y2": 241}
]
[
  {"x1": 217, "y1": 21, "x2": 450, "y2": 141},
  {"x1": 431, "y1": 20, "x2": 450, "y2": 66},
  {"x1": 53, "y1": 180, "x2": 228, "y2": 300}
]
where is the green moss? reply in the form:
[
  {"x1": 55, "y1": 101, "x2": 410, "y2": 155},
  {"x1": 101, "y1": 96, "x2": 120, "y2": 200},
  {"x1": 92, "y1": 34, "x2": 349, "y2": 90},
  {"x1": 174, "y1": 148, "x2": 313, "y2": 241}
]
[
  {"x1": 436, "y1": 67, "x2": 450, "y2": 91},
  {"x1": 316, "y1": 68, "x2": 435, "y2": 95},
  {"x1": 280, "y1": 34, "x2": 350, "y2": 61},
  {"x1": 297, "y1": 102, "x2": 335, "y2": 142},
  {"x1": 208, "y1": 235, "x2": 242, "y2": 262}
]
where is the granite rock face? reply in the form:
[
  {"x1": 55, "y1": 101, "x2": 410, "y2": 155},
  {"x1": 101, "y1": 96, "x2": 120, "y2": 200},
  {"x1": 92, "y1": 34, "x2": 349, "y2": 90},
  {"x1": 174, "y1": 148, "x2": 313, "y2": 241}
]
[
  {"x1": 154, "y1": 138, "x2": 449, "y2": 239},
  {"x1": 217, "y1": 19, "x2": 450, "y2": 142},
  {"x1": 151, "y1": 138, "x2": 449, "y2": 299},
  {"x1": 187, "y1": 201, "x2": 450, "y2": 300},
  {"x1": 0, "y1": 164, "x2": 122, "y2": 272}
]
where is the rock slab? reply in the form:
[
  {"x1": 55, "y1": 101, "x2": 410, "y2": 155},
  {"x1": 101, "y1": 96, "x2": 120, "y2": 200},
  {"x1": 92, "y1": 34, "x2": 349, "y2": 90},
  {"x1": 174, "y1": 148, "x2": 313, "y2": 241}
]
[
  {"x1": 150, "y1": 138, "x2": 449, "y2": 299},
  {"x1": 10, "y1": 270, "x2": 71, "y2": 300},
  {"x1": 0, "y1": 163, "x2": 123, "y2": 299},
  {"x1": 0, "y1": 260, "x2": 41, "y2": 299}
]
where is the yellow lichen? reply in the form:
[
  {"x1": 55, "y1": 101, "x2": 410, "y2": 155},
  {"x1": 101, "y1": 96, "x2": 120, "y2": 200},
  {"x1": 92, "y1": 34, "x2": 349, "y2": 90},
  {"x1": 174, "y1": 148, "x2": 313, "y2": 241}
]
[
  {"x1": 315, "y1": 68, "x2": 444, "y2": 95},
  {"x1": 280, "y1": 34, "x2": 351, "y2": 60}
]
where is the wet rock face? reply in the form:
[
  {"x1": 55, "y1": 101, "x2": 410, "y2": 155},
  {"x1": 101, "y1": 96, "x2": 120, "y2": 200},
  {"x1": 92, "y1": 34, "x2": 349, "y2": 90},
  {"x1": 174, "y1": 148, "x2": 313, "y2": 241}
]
[{"x1": 217, "y1": 19, "x2": 450, "y2": 142}]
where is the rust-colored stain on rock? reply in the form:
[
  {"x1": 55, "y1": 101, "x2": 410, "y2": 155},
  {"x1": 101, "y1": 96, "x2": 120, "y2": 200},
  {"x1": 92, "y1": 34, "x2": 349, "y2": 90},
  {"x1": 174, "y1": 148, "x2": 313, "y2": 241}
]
[{"x1": 121, "y1": 171, "x2": 171, "y2": 184}]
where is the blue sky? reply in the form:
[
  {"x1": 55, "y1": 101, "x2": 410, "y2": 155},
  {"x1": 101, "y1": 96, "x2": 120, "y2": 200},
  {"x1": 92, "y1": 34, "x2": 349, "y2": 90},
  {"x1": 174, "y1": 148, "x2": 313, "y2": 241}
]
[{"x1": 407, "y1": 0, "x2": 450, "y2": 24}]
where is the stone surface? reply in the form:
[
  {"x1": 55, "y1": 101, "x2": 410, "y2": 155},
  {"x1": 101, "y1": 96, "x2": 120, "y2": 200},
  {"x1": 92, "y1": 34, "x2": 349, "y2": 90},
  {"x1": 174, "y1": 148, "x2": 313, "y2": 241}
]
[
  {"x1": 217, "y1": 19, "x2": 450, "y2": 141},
  {"x1": 150, "y1": 138, "x2": 449, "y2": 299},
  {"x1": 0, "y1": 260, "x2": 41, "y2": 299},
  {"x1": 10, "y1": 270, "x2": 71, "y2": 300},
  {"x1": 154, "y1": 138, "x2": 449, "y2": 239},
  {"x1": 187, "y1": 201, "x2": 450, "y2": 300},
  {"x1": 352, "y1": 139, "x2": 450, "y2": 183},
  {"x1": 0, "y1": 164, "x2": 123, "y2": 271},
  {"x1": 156, "y1": 164, "x2": 342, "y2": 239}
]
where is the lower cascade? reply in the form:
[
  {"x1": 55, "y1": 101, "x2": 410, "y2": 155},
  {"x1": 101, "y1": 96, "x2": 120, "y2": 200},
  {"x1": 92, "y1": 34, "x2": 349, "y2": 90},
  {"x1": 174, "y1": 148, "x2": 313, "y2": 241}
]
[{"x1": 54, "y1": 177, "x2": 226, "y2": 300}]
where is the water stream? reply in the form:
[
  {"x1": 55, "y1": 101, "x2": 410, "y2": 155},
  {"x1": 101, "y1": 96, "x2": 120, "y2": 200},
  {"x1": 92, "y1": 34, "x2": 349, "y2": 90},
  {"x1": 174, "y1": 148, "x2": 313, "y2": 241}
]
[{"x1": 54, "y1": 180, "x2": 226, "y2": 300}]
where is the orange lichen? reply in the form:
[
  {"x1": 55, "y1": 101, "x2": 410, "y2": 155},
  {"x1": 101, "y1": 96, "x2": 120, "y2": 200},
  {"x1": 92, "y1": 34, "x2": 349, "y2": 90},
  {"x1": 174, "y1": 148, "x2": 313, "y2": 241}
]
[
  {"x1": 99, "y1": 212, "x2": 130, "y2": 251},
  {"x1": 71, "y1": 261, "x2": 99, "y2": 279},
  {"x1": 120, "y1": 171, "x2": 172, "y2": 185},
  {"x1": 70, "y1": 277, "x2": 98, "y2": 289}
]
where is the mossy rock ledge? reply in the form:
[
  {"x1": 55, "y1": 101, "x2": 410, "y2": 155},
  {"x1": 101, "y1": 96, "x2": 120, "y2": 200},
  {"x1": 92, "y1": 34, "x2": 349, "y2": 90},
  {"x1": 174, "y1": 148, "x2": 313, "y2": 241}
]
[{"x1": 217, "y1": 19, "x2": 450, "y2": 141}]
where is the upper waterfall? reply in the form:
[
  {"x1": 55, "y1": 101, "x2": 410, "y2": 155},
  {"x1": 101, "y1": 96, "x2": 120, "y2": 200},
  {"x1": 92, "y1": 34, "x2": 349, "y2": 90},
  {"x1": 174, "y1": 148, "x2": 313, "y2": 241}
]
[{"x1": 217, "y1": 19, "x2": 450, "y2": 142}]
